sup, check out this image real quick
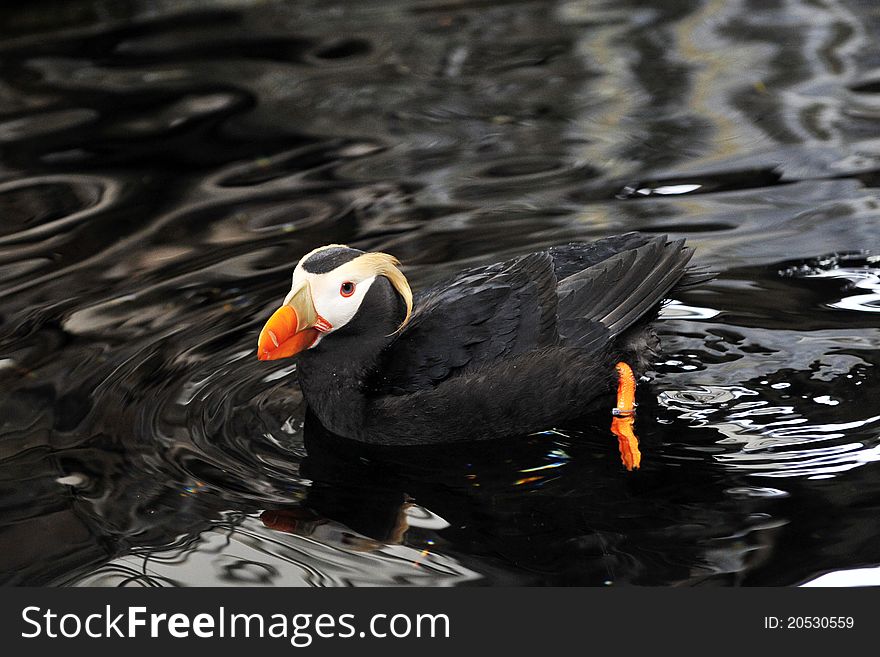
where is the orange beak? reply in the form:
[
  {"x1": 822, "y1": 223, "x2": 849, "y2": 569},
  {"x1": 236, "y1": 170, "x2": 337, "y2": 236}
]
[{"x1": 257, "y1": 281, "x2": 325, "y2": 361}]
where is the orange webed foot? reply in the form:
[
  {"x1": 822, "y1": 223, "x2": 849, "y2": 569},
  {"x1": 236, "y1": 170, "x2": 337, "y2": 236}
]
[{"x1": 611, "y1": 361, "x2": 641, "y2": 471}]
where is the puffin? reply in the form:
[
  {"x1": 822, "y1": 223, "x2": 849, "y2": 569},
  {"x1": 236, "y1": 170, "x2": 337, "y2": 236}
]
[{"x1": 257, "y1": 233, "x2": 707, "y2": 470}]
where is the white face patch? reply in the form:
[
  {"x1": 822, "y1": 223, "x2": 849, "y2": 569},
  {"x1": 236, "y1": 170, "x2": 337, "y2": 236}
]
[{"x1": 289, "y1": 261, "x2": 377, "y2": 336}]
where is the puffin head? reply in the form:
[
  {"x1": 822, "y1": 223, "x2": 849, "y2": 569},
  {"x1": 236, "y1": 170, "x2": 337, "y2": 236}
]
[{"x1": 257, "y1": 245, "x2": 412, "y2": 361}]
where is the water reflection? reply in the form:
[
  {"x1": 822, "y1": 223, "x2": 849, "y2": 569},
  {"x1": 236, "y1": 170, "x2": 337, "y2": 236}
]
[
  {"x1": 657, "y1": 253, "x2": 880, "y2": 479},
  {"x1": 802, "y1": 256, "x2": 880, "y2": 313},
  {"x1": 56, "y1": 416, "x2": 800, "y2": 586},
  {"x1": 1, "y1": 0, "x2": 880, "y2": 586}
]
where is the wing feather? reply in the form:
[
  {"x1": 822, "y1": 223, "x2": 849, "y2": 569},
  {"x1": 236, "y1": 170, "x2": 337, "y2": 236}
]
[
  {"x1": 372, "y1": 251, "x2": 558, "y2": 394},
  {"x1": 556, "y1": 235, "x2": 695, "y2": 349},
  {"x1": 371, "y1": 233, "x2": 700, "y2": 395}
]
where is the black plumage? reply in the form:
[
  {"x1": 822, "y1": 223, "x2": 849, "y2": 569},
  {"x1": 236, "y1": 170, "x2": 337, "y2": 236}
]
[{"x1": 293, "y1": 232, "x2": 707, "y2": 445}]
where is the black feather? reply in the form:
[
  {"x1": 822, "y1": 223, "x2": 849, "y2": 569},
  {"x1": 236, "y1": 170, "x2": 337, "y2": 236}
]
[{"x1": 372, "y1": 251, "x2": 558, "y2": 394}]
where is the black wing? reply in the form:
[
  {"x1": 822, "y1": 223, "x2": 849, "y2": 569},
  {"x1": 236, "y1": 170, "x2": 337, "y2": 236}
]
[
  {"x1": 547, "y1": 232, "x2": 659, "y2": 279},
  {"x1": 555, "y1": 235, "x2": 695, "y2": 350},
  {"x1": 372, "y1": 233, "x2": 698, "y2": 395},
  {"x1": 371, "y1": 251, "x2": 559, "y2": 394}
]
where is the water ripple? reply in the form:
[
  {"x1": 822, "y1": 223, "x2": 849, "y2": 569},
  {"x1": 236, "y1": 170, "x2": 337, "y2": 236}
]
[{"x1": 2, "y1": 0, "x2": 880, "y2": 587}]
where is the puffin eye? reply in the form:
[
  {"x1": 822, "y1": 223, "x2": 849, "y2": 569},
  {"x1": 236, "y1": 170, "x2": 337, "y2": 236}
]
[{"x1": 340, "y1": 281, "x2": 356, "y2": 297}]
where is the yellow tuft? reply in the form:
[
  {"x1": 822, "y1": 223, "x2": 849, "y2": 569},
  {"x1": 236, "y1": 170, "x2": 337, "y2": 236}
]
[{"x1": 354, "y1": 252, "x2": 413, "y2": 333}]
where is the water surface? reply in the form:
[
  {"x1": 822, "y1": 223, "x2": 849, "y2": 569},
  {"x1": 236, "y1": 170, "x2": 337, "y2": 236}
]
[{"x1": 1, "y1": 0, "x2": 879, "y2": 586}]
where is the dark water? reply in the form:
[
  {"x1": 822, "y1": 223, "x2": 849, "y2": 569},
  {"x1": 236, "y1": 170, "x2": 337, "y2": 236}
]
[{"x1": 1, "y1": 0, "x2": 879, "y2": 586}]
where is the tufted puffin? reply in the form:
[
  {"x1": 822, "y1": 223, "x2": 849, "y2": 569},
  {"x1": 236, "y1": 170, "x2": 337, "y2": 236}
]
[{"x1": 257, "y1": 232, "x2": 708, "y2": 470}]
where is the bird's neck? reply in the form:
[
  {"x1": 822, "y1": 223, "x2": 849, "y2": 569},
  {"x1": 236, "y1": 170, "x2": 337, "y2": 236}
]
[
  {"x1": 294, "y1": 277, "x2": 407, "y2": 438},
  {"x1": 294, "y1": 328, "x2": 393, "y2": 439}
]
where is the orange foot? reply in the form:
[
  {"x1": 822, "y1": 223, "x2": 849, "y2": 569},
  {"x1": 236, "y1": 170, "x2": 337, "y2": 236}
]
[{"x1": 611, "y1": 361, "x2": 641, "y2": 471}]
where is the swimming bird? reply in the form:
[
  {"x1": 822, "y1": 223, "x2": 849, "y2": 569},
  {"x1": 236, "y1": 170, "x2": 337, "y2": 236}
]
[{"x1": 257, "y1": 233, "x2": 707, "y2": 469}]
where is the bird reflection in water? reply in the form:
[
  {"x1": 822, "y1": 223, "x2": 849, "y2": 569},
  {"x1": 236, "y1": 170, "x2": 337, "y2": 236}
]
[
  {"x1": 253, "y1": 409, "x2": 782, "y2": 586},
  {"x1": 261, "y1": 415, "x2": 454, "y2": 551},
  {"x1": 262, "y1": 500, "x2": 450, "y2": 552}
]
